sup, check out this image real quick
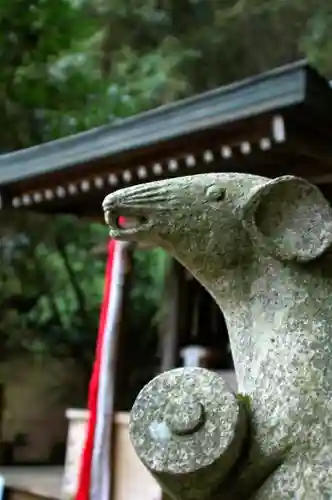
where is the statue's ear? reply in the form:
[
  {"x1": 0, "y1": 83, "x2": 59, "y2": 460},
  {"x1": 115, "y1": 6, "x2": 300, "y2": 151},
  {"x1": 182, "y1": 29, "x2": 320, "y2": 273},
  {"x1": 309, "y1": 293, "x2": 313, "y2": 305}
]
[{"x1": 243, "y1": 175, "x2": 332, "y2": 262}]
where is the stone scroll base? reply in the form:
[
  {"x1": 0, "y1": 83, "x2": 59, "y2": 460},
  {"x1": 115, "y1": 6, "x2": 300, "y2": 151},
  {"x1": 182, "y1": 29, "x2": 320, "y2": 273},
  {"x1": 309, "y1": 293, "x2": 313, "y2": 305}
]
[
  {"x1": 129, "y1": 367, "x2": 250, "y2": 500},
  {"x1": 129, "y1": 367, "x2": 288, "y2": 500}
]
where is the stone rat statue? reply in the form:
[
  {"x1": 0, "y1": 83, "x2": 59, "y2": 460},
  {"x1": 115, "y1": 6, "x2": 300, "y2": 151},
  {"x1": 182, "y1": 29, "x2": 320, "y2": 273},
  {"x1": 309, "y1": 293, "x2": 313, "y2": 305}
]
[{"x1": 103, "y1": 173, "x2": 332, "y2": 499}]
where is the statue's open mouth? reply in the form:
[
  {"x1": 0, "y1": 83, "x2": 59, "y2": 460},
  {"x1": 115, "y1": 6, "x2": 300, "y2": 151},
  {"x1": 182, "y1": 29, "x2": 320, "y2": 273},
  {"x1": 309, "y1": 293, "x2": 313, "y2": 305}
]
[
  {"x1": 104, "y1": 208, "x2": 150, "y2": 237},
  {"x1": 115, "y1": 215, "x2": 148, "y2": 230}
]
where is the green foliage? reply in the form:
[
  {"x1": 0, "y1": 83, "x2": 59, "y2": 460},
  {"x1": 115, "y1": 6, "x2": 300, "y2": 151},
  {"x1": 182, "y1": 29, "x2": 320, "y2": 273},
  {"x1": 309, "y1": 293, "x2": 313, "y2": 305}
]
[
  {"x1": 98, "y1": 0, "x2": 332, "y2": 97},
  {"x1": 4, "y1": 0, "x2": 332, "y2": 153},
  {"x1": 0, "y1": 212, "x2": 107, "y2": 368}
]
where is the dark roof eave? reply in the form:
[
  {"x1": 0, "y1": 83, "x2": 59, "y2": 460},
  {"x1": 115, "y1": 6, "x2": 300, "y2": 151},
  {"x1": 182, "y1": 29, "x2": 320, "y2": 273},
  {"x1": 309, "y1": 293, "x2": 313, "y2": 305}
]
[{"x1": 0, "y1": 60, "x2": 323, "y2": 187}]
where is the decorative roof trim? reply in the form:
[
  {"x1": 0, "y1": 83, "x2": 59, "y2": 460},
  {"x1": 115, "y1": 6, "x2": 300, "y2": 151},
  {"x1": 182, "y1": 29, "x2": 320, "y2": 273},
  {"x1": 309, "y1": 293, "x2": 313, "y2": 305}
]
[{"x1": 8, "y1": 114, "x2": 286, "y2": 209}]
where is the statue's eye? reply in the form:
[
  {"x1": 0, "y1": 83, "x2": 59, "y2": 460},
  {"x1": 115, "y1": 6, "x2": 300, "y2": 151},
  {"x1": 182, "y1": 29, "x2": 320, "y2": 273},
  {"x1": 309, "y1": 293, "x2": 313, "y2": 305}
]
[{"x1": 205, "y1": 185, "x2": 226, "y2": 201}]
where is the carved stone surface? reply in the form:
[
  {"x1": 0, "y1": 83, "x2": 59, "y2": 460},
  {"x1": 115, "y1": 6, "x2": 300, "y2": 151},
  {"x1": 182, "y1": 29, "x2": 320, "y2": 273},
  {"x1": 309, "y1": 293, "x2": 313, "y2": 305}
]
[
  {"x1": 130, "y1": 367, "x2": 248, "y2": 500},
  {"x1": 103, "y1": 174, "x2": 332, "y2": 499}
]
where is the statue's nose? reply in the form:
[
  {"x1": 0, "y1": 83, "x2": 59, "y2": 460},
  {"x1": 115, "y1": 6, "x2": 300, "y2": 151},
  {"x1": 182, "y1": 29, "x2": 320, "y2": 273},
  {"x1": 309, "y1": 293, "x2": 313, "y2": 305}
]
[
  {"x1": 102, "y1": 193, "x2": 122, "y2": 228},
  {"x1": 102, "y1": 191, "x2": 124, "y2": 214}
]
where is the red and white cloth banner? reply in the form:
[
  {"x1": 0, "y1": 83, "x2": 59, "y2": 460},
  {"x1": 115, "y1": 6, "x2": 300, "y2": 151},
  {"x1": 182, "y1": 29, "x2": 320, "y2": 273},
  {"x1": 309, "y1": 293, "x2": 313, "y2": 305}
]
[{"x1": 76, "y1": 238, "x2": 127, "y2": 500}]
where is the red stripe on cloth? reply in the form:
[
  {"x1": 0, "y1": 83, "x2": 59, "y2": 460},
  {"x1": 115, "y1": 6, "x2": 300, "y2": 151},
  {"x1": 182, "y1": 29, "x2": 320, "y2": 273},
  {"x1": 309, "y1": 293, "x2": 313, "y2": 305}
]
[{"x1": 75, "y1": 239, "x2": 117, "y2": 500}]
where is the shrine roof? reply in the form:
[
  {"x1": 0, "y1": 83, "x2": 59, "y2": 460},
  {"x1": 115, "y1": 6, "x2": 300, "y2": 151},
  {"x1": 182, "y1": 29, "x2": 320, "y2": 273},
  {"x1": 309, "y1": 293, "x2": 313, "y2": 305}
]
[{"x1": 1, "y1": 59, "x2": 332, "y2": 217}]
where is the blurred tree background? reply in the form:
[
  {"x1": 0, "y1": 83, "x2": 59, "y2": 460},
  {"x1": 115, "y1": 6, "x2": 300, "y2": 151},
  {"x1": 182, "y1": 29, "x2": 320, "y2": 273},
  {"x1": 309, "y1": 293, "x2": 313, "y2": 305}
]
[{"x1": 1, "y1": 0, "x2": 332, "y2": 406}]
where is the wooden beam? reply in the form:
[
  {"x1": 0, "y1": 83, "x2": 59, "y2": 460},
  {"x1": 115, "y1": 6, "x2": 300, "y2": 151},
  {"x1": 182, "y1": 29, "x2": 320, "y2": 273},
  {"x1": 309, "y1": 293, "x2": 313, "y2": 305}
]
[
  {"x1": 0, "y1": 188, "x2": 12, "y2": 210},
  {"x1": 316, "y1": 184, "x2": 332, "y2": 204},
  {"x1": 4, "y1": 142, "x2": 316, "y2": 218},
  {"x1": 284, "y1": 127, "x2": 332, "y2": 173},
  {"x1": 0, "y1": 112, "x2": 275, "y2": 196}
]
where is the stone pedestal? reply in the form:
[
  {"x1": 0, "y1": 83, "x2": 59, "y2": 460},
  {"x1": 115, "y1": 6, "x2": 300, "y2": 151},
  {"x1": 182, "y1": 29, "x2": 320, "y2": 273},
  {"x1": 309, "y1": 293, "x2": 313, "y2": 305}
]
[
  {"x1": 62, "y1": 409, "x2": 161, "y2": 500},
  {"x1": 62, "y1": 409, "x2": 88, "y2": 499}
]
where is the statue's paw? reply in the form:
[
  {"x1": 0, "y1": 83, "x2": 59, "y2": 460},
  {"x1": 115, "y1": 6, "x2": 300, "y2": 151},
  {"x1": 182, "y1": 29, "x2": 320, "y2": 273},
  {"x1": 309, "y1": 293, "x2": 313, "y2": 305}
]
[{"x1": 129, "y1": 367, "x2": 251, "y2": 500}]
